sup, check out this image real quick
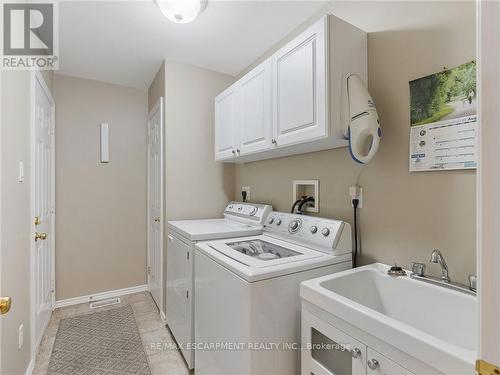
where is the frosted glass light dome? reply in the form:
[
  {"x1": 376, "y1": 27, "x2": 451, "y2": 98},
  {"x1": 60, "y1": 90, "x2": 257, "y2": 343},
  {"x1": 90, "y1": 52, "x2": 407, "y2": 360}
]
[{"x1": 156, "y1": 0, "x2": 207, "y2": 24}]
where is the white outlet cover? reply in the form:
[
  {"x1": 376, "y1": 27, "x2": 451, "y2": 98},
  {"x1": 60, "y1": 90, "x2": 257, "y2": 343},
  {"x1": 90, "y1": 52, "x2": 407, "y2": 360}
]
[
  {"x1": 18, "y1": 324, "x2": 23, "y2": 349},
  {"x1": 242, "y1": 186, "x2": 251, "y2": 201},
  {"x1": 350, "y1": 187, "x2": 363, "y2": 208}
]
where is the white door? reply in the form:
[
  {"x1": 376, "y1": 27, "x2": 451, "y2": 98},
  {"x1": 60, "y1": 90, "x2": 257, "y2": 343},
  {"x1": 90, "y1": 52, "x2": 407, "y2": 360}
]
[
  {"x1": 31, "y1": 71, "x2": 55, "y2": 352},
  {"x1": 237, "y1": 58, "x2": 273, "y2": 155},
  {"x1": 147, "y1": 98, "x2": 163, "y2": 312},
  {"x1": 273, "y1": 16, "x2": 327, "y2": 147},
  {"x1": 166, "y1": 234, "x2": 193, "y2": 368},
  {"x1": 214, "y1": 85, "x2": 238, "y2": 160}
]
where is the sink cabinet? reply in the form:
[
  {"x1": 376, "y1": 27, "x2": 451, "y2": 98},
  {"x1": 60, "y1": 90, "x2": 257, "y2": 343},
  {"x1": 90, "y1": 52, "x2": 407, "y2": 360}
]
[
  {"x1": 302, "y1": 305, "x2": 416, "y2": 375},
  {"x1": 300, "y1": 264, "x2": 475, "y2": 374},
  {"x1": 214, "y1": 15, "x2": 367, "y2": 163}
]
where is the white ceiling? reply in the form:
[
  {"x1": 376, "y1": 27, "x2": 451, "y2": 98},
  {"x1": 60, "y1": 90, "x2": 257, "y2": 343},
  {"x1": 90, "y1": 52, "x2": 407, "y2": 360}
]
[
  {"x1": 58, "y1": 1, "x2": 475, "y2": 90},
  {"x1": 58, "y1": 0, "x2": 328, "y2": 89}
]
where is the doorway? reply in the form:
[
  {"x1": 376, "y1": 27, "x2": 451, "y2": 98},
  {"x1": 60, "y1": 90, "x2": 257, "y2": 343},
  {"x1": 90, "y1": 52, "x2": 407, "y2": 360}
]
[
  {"x1": 147, "y1": 97, "x2": 164, "y2": 313},
  {"x1": 30, "y1": 70, "x2": 55, "y2": 356}
]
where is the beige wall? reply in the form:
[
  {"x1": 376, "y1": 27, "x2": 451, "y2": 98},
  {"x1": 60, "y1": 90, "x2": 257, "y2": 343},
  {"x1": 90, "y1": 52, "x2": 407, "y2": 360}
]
[
  {"x1": 160, "y1": 62, "x2": 234, "y2": 312},
  {"x1": 148, "y1": 61, "x2": 165, "y2": 111},
  {"x1": 234, "y1": 10, "x2": 476, "y2": 282},
  {"x1": 164, "y1": 62, "x2": 234, "y2": 221},
  {"x1": 0, "y1": 70, "x2": 53, "y2": 375},
  {"x1": 54, "y1": 75, "x2": 148, "y2": 300}
]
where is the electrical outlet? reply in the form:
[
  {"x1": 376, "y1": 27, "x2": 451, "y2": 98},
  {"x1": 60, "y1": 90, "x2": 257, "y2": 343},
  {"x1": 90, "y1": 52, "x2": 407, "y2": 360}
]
[
  {"x1": 349, "y1": 186, "x2": 363, "y2": 208},
  {"x1": 241, "y1": 186, "x2": 251, "y2": 201},
  {"x1": 18, "y1": 324, "x2": 23, "y2": 349}
]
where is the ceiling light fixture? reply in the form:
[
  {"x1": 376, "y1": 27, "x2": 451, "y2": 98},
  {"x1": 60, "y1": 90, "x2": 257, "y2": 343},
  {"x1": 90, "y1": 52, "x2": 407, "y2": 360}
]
[{"x1": 156, "y1": 0, "x2": 207, "y2": 24}]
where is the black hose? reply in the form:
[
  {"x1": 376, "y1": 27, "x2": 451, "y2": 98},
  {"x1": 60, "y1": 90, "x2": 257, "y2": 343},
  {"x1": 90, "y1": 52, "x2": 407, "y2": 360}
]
[
  {"x1": 352, "y1": 199, "x2": 359, "y2": 267},
  {"x1": 298, "y1": 197, "x2": 315, "y2": 213},
  {"x1": 291, "y1": 199, "x2": 302, "y2": 213}
]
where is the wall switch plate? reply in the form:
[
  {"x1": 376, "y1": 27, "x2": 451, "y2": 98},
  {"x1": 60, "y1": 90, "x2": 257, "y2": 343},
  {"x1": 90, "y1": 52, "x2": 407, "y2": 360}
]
[
  {"x1": 241, "y1": 186, "x2": 251, "y2": 201},
  {"x1": 18, "y1": 161, "x2": 24, "y2": 182},
  {"x1": 349, "y1": 186, "x2": 363, "y2": 208},
  {"x1": 18, "y1": 324, "x2": 23, "y2": 349}
]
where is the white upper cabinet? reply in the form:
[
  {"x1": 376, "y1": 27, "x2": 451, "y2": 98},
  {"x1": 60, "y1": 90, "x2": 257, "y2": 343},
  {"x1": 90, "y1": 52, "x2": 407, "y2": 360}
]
[
  {"x1": 238, "y1": 59, "x2": 273, "y2": 155},
  {"x1": 214, "y1": 15, "x2": 367, "y2": 163},
  {"x1": 273, "y1": 17, "x2": 327, "y2": 147},
  {"x1": 214, "y1": 85, "x2": 237, "y2": 160}
]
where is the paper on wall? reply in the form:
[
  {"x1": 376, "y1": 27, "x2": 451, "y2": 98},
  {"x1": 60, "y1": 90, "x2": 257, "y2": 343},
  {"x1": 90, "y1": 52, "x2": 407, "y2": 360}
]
[{"x1": 409, "y1": 61, "x2": 477, "y2": 172}]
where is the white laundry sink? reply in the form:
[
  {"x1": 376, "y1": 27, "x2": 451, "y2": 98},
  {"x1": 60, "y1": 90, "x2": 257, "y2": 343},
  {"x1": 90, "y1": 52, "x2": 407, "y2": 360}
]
[{"x1": 300, "y1": 263, "x2": 477, "y2": 374}]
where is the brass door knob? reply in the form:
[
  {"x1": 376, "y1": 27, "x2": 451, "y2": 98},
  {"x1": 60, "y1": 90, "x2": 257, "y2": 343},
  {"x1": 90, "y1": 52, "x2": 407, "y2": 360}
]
[
  {"x1": 34, "y1": 216, "x2": 41, "y2": 226},
  {"x1": 0, "y1": 297, "x2": 12, "y2": 315},
  {"x1": 34, "y1": 232, "x2": 48, "y2": 241}
]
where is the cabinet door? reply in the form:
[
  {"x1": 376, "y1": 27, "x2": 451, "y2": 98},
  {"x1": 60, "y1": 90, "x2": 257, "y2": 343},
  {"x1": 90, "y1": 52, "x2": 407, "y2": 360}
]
[
  {"x1": 302, "y1": 308, "x2": 366, "y2": 375},
  {"x1": 366, "y1": 348, "x2": 414, "y2": 375},
  {"x1": 215, "y1": 85, "x2": 237, "y2": 160},
  {"x1": 237, "y1": 58, "x2": 273, "y2": 155},
  {"x1": 272, "y1": 16, "x2": 327, "y2": 147},
  {"x1": 166, "y1": 234, "x2": 193, "y2": 368}
]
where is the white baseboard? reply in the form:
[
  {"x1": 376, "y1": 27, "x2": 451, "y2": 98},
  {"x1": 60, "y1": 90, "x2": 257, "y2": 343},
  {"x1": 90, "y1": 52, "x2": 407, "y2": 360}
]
[
  {"x1": 55, "y1": 284, "x2": 148, "y2": 309},
  {"x1": 24, "y1": 359, "x2": 34, "y2": 375}
]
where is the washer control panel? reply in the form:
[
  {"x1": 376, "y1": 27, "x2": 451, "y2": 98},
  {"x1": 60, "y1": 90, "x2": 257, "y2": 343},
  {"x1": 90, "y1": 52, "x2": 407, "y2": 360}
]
[
  {"x1": 224, "y1": 201, "x2": 272, "y2": 224},
  {"x1": 263, "y1": 212, "x2": 349, "y2": 254}
]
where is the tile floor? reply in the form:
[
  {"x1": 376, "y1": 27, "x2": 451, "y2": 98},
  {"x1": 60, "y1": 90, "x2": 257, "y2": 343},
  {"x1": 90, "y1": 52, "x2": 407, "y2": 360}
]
[{"x1": 32, "y1": 292, "x2": 190, "y2": 375}]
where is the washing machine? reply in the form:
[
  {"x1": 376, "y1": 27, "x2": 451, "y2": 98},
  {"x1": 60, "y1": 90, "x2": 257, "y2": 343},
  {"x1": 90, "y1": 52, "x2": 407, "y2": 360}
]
[{"x1": 194, "y1": 212, "x2": 353, "y2": 375}]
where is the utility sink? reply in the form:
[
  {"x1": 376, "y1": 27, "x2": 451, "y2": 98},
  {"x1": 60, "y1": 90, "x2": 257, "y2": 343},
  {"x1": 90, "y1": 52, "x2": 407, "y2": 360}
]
[{"x1": 300, "y1": 263, "x2": 476, "y2": 374}]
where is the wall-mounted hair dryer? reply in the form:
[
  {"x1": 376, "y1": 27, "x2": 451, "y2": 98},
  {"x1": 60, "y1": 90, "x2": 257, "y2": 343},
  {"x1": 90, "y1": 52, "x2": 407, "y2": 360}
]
[{"x1": 342, "y1": 74, "x2": 381, "y2": 164}]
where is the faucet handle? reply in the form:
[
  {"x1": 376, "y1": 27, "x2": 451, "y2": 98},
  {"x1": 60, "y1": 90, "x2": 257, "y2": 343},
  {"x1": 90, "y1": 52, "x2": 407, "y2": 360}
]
[
  {"x1": 468, "y1": 274, "x2": 477, "y2": 292},
  {"x1": 411, "y1": 262, "x2": 426, "y2": 276}
]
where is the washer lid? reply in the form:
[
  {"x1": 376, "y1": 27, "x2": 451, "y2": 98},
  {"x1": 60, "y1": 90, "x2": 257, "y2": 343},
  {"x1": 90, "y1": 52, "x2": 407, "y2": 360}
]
[
  {"x1": 208, "y1": 235, "x2": 323, "y2": 268},
  {"x1": 196, "y1": 234, "x2": 351, "y2": 282}
]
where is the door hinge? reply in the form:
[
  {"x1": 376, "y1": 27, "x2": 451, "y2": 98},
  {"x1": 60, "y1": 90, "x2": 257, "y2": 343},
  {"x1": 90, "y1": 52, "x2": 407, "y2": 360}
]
[
  {"x1": 147, "y1": 266, "x2": 151, "y2": 275},
  {"x1": 187, "y1": 252, "x2": 190, "y2": 261},
  {"x1": 186, "y1": 290, "x2": 189, "y2": 299}
]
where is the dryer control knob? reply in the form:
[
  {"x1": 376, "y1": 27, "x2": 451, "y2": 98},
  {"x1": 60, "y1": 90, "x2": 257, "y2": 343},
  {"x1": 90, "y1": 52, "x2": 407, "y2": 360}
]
[
  {"x1": 249, "y1": 207, "x2": 258, "y2": 216},
  {"x1": 276, "y1": 219, "x2": 282, "y2": 226},
  {"x1": 238, "y1": 206, "x2": 243, "y2": 211},
  {"x1": 321, "y1": 228, "x2": 330, "y2": 237},
  {"x1": 310, "y1": 226, "x2": 318, "y2": 234},
  {"x1": 267, "y1": 217, "x2": 274, "y2": 224},
  {"x1": 289, "y1": 219, "x2": 302, "y2": 233}
]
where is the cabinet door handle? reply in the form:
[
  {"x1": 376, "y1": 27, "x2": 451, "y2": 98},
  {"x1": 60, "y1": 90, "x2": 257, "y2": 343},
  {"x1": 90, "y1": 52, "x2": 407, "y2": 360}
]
[
  {"x1": 351, "y1": 347, "x2": 361, "y2": 358},
  {"x1": 271, "y1": 139, "x2": 277, "y2": 145},
  {"x1": 367, "y1": 359, "x2": 379, "y2": 370}
]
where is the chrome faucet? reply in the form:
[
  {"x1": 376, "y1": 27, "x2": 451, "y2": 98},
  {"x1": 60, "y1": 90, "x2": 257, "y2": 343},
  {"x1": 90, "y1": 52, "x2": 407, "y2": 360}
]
[
  {"x1": 410, "y1": 250, "x2": 475, "y2": 295},
  {"x1": 429, "y1": 249, "x2": 450, "y2": 283}
]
